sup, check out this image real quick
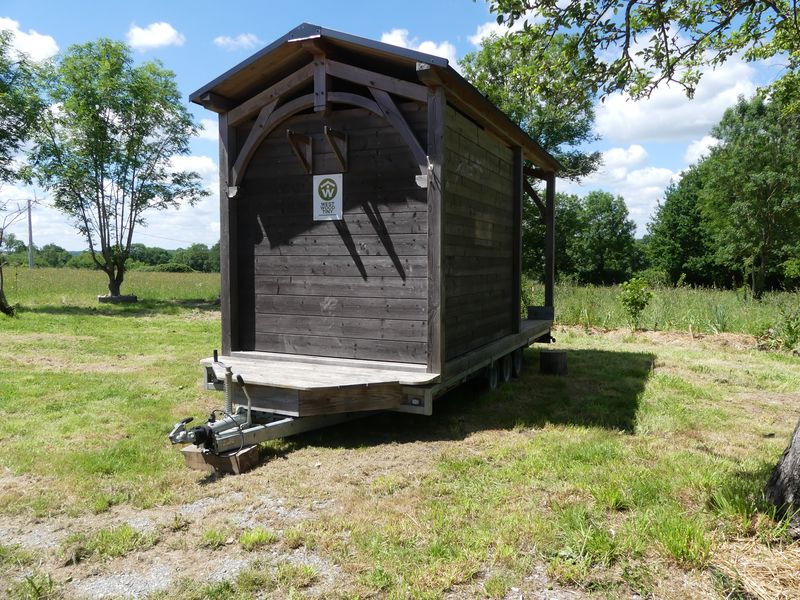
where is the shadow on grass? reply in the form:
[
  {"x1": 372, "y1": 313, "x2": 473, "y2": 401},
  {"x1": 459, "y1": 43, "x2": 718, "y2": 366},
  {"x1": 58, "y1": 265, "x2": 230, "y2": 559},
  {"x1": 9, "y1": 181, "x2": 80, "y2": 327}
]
[
  {"x1": 277, "y1": 346, "x2": 655, "y2": 452},
  {"x1": 18, "y1": 298, "x2": 219, "y2": 317}
]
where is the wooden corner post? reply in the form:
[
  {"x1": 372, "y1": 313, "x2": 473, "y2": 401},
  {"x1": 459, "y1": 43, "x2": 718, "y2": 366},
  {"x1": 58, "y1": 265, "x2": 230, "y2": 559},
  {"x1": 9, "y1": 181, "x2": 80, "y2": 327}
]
[
  {"x1": 544, "y1": 172, "x2": 556, "y2": 309},
  {"x1": 423, "y1": 77, "x2": 445, "y2": 374},
  {"x1": 512, "y1": 147, "x2": 523, "y2": 333},
  {"x1": 219, "y1": 113, "x2": 238, "y2": 354}
]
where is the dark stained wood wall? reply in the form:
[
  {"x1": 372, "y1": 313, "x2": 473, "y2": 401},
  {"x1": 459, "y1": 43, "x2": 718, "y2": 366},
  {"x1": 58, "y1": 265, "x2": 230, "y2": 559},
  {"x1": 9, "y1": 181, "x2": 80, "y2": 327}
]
[
  {"x1": 442, "y1": 105, "x2": 515, "y2": 361},
  {"x1": 236, "y1": 103, "x2": 429, "y2": 364}
]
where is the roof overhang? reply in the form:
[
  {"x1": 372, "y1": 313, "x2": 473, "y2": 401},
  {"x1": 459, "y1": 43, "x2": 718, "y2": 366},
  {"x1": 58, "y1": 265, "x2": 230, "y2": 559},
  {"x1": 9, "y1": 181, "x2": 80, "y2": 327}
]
[{"x1": 190, "y1": 23, "x2": 562, "y2": 173}]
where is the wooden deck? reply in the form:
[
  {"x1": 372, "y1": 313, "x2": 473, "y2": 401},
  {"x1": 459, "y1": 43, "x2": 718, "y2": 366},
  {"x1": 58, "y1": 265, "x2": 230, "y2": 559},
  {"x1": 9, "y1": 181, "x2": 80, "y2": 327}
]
[
  {"x1": 201, "y1": 352, "x2": 439, "y2": 391},
  {"x1": 200, "y1": 319, "x2": 552, "y2": 417}
]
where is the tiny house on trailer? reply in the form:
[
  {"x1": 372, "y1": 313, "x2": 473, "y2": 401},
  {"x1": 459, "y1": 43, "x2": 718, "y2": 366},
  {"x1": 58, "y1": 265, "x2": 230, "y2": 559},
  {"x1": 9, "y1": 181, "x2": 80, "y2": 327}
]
[{"x1": 170, "y1": 23, "x2": 559, "y2": 460}]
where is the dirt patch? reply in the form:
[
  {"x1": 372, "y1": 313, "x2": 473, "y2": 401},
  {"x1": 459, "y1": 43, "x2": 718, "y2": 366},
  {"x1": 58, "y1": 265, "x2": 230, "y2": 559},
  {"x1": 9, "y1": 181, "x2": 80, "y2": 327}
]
[{"x1": 1, "y1": 482, "x2": 345, "y2": 599}]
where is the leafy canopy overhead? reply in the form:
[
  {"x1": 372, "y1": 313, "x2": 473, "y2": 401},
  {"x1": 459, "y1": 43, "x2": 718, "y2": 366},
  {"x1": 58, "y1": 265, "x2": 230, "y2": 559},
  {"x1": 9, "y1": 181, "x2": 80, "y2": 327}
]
[
  {"x1": 0, "y1": 29, "x2": 43, "y2": 184},
  {"x1": 31, "y1": 38, "x2": 207, "y2": 296},
  {"x1": 486, "y1": 0, "x2": 800, "y2": 98},
  {"x1": 460, "y1": 32, "x2": 600, "y2": 178}
]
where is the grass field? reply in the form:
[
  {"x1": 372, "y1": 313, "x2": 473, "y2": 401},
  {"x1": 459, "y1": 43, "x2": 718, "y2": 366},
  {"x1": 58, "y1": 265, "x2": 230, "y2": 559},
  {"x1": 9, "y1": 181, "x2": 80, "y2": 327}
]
[{"x1": 1, "y1": 268, "x2": 799, "y2": 599}]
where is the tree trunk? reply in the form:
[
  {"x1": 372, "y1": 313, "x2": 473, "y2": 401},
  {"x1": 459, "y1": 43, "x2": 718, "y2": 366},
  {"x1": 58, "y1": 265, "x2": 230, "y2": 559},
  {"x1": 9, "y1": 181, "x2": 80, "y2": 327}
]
[
  {"x1": 0, "y1": 287, "x2": 14, "y2": 316},
  {"x1": 0, "y1": 265, "x2": 13, "y2": 316},
  {"x1": 766, "y1": 417, "x2": 800, "y2": 538},
  {"x1": 106, "y1": 266, "x2": 125, "y2": 297}
]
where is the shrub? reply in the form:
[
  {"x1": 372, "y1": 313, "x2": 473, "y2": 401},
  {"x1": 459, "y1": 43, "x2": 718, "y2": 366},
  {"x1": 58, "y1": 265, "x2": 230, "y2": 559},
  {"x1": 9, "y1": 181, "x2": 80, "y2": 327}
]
[
  {"x1": 140, "y1": 262, "x2": 195, "y2": 273},
  {"x1": 619, "y1": 277, "x2": 653, "y2": 330}
]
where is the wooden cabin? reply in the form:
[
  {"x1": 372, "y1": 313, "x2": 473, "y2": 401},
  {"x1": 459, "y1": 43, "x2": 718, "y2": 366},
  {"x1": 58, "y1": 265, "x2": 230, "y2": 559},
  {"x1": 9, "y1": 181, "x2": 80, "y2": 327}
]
[{"x1": 190, "y1": 23, "x2": 559, "y2": 417}]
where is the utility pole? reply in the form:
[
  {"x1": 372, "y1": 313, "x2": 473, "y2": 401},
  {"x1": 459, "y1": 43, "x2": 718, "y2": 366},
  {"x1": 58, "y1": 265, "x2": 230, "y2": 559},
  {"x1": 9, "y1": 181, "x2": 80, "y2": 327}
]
[{"x1": 27, "y1": 196, "x2": 34, "y2": 268}]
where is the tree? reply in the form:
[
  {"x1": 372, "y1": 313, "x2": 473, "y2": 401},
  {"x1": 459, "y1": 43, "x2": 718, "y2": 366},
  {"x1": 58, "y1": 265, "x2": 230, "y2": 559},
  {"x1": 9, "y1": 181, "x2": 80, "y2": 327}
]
[
  {"x1": 522, "y1": 192, "x2": 582, "y2": 278},
  {"x1": 129, "y1": 243, "x2": 171, "y2": 266},
  {"x1": 208, "y1": 242, "x2": 220, "y2": 273},
  {"x1": 0, "y1": 31, "x2": 43, "y2": 315},
  {"x1": 699, "y1": 91, "x2": 800, "y2": 297},
  {"x1": 0, "y1": 30, "x2": 43, "y2": 183},
  {"x1": 646, "y1": 164, "x2": 728, "y2": 287},
  {"x1": 486, "y1": 0, "x2": 800, "y2": 99},
  {"x1": 460, "y1": 32, "x2": 600, "y2": 178},
  {"x1": 2, "y1": 232, "x2": 26, "y2": 254},
  {"x1": 36, "y1": 243, "x2": 71, "y2": 267},
  {"x1": 174, "y1": 243, "x2": 211, "y2": 272},
  {"x1": 0, "y1": 201, "x2": 28, "y2": 315},
  {"x1": 31, "y1": 39, "x2": 208, "y2": 298},
  {"x1": 569, "y1": 191, "x2": 638, "y2": 285}
]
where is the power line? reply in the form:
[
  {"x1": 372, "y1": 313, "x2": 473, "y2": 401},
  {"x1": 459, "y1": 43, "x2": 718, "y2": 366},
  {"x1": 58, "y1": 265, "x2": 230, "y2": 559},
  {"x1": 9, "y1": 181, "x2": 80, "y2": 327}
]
[{"x1": 135, "y1": 231, "x2": 208, "y2": 246}]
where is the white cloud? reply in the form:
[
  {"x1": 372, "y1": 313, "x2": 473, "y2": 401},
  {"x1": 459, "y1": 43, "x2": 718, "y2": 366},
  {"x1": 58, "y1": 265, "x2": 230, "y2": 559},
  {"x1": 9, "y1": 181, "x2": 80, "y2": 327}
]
[
  {"x1": 213, "y1": 33, "x2": 262, "y2": 51},
  {"x1": 126, "y1": 22, "x2": 185, "y2": 51},
  {"x1": 169, "y1": 155, "x2": 217, "y2": 183},
  {"x1": 0, "y1": 17, "x2": 58, "y2": 61},
  {"x1": 380, "y1": 29, "x2": 457, "y2": 67},
  {"x1": 602, "y1": 145, "x2": 648, "y2": 168},
  {"x1": 595, "y1": 56, "x2": 758, "y2": 143},
  {"x1": 561, "y1": 146, "x2": 681, "y2": 235},
  {"x1": 469, "y1": 11, "x2": 540, "y2": 46},
  {"x1": 683, "y1": 135, "x2": 719, "y2": 165},
  {"x1": 196, "y1": 118, "x2": 218, "y2": 142}
]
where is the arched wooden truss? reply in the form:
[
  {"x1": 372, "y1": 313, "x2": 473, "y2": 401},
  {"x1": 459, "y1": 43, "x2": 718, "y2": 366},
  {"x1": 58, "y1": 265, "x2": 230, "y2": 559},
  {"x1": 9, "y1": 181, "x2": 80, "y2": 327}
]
[{"x1": 226, "y1": 46, "x2": 430, "y2": 197}]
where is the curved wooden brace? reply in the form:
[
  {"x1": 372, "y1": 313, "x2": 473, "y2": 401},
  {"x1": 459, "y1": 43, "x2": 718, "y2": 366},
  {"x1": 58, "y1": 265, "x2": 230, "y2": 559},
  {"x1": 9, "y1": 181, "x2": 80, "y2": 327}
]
[
  {"x1": 326, "y1": 92, "x2": 382, "y2": 117},
  {"x1": 231, "y1": 94, "x2": 315, "y2": 187},
  {"x1": 230, "y1": 91, "x2": 427, "y2": 190}
]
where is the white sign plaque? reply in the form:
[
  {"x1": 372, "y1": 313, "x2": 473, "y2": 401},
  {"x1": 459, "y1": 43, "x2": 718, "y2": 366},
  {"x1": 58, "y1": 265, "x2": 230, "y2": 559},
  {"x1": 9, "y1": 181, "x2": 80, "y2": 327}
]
[{"x1": 313, "y1": 174, "x2": 343, "y2": 221}]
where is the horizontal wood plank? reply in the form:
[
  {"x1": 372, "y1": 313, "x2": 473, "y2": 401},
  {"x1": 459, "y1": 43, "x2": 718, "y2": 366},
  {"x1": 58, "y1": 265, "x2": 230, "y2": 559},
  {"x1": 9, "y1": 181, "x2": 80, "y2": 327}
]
[
  {"x1": 255, "y1": 314, "x2": 426, "y2": 342},
  {"x1": 255, "y1": 332, "x2": 427, "y2": 363},
  {"x1": 253, "y1": 234, "x2": 427, "y2": 257},
  {"x1": 254, "y1": 275, "x2": 428, "y2": 298},
  {"x1": 256, "y1": 254, "x2": 427, "y2": 277},
  {"x1": 255, "y1": 294, "x2": 427, "y2": 319}
]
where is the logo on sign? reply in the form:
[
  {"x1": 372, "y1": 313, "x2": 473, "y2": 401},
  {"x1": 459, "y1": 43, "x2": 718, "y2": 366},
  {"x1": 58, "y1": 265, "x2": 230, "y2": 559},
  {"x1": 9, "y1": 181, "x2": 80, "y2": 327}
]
[{"x1": 318, "y1": 177, "x2": 338, "y2": 201}]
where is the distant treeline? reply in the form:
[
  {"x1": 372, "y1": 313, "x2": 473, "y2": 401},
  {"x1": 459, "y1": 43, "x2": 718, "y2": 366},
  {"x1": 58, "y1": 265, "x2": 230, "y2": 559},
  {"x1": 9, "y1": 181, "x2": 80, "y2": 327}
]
[{"x1": 2, "y1": 238, "x2": 221, "y2": 273}]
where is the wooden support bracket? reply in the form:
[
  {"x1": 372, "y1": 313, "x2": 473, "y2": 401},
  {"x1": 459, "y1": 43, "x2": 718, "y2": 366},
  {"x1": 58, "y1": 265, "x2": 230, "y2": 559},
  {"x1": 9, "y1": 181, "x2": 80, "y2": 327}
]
[
  {"x1": 369, "y1": 87, "x2": 428, "y2": 177},
  {"x1": 230, "y1": 100, "x2": 278, "y2": 187},
  {"x1": 302, "y1": 41, "x2": 329, "y2": 113},
  {"x1": 523, "y1": 179, "x2": 546, "y2": 222},
  {"x1": 324, "y1": 126, "x2": 348, "y2": 171},
  {"x1": 227, "y1": 63, "x2": 314, "y2": 126},
  {"x1": 286, "y1": 130, "x2": 313, "y2": 174}
]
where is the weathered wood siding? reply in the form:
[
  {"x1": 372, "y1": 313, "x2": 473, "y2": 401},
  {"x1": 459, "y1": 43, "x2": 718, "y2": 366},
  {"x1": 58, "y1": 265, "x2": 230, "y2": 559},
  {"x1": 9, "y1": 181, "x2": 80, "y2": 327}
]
[
  {"x1": 443, "y1": 105, "x2": 515, "y2": 361},
  {"x1": 236, "y1": 103, "x2": 429, "y2": 363}
]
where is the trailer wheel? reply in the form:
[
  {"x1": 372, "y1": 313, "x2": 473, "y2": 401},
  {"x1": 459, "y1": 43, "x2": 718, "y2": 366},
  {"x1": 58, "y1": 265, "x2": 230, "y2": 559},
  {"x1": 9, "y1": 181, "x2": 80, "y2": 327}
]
[
  {"x1": 501, "y1": 354, "x2": 512, "y2": 383},
  {"x1": 487, "y1": 361, "x2": 499, "y2": 390},
  {"x1": 512, "y1": 348, "x2": 524, "y2": 377}
]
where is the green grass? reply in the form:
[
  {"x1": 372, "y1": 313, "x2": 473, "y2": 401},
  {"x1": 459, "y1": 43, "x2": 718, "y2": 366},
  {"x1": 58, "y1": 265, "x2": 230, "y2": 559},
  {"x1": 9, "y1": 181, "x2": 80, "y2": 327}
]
[
  {"x1": 239, "y1": 526, "x2": 277, "y2": 551},
  {"x1": 200, "y1": 528, "x2": 228, "y2": 550},
  {"x1": 1, "y1": 268, "x2": 799, "y2": 598},
  {"x1": 61, "y1": 524, "x2": 157, "y2": 563},
  {"x1": 0, "y1": 268, "x2": 220, "y2": 515},
  {"x1": 538, "y1": 280, "x2": 798, "y2": 335}
]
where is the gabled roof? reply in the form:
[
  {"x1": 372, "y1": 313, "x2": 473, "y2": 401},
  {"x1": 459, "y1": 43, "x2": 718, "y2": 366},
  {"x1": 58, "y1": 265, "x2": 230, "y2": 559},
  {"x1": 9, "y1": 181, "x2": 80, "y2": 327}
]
[{"x1": 190, "y1": 23, "x2": 561, "y2": 172}]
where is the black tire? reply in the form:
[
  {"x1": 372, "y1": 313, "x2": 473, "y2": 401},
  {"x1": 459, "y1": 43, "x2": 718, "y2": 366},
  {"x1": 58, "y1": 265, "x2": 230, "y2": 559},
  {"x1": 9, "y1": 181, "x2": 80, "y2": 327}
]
[
  {"x1": 501, "y1": 354, "x2": 512, "y2": 383},
  {"x1": 487, "y1": 361, "x2": 499, "y2": 390},
  {"x1": 512, "y1": 348, "x2": 524, "y2": 378}
]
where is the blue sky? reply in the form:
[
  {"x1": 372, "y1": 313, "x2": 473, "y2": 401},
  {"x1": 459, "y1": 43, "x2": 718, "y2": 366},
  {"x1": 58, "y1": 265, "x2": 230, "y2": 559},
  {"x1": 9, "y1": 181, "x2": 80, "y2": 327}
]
[{"x1": 0, "y1": 1, "x2": 783, "y2": 249}]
